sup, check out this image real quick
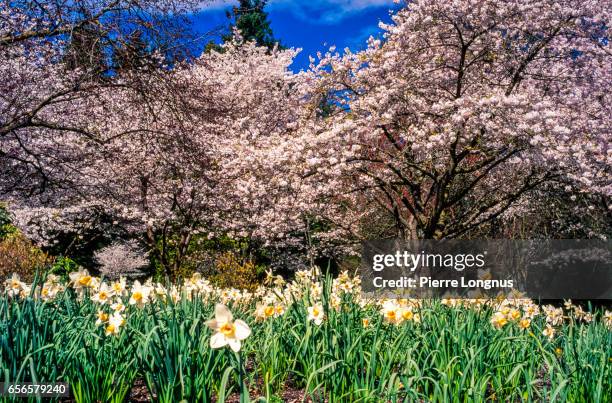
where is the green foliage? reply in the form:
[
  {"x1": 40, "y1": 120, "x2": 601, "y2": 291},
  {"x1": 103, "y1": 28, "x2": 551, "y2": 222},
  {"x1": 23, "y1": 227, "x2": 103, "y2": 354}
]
[
  {"x1": 138, "y1": 299, "x2": 226, "y2": 402},
  {"x1": 202, "y1": 0, "x2": 283, "y2": 53},
  {"x1": 0, "y1": 205, "x2": 15, "y2": 240},
  {"x1": 48, "y1": 256, "x2": 79, "y2": 279},
  {"x1": 223, "y1": 0, "x2": 280, "y2": 50},
  {"x1": 0, "y1": 277, "x2": 610, "y2": 402}
]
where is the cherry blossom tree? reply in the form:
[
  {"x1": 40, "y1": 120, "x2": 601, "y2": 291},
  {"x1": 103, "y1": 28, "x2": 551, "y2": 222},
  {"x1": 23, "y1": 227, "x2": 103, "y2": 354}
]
[
  {"x1": 299, "y1": 0, "x2": 611, "y2": 240},
  {"x1": 2, "y1": 0, "x2": 610, "y2": 279},
  {"x1": 0, "y1": 0, "x2": 208, "y2": 194},
  {"x1": 5, "y1": 39, "x2": 317, "y2": 276}
]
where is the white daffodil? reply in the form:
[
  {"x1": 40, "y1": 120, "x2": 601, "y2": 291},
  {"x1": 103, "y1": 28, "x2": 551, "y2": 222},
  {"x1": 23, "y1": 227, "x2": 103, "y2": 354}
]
[
  {"x1": 523, "y1": 303, "x2": 540, "y2": 319},
  {"x1": 255, "y1": 303, "x2": 275, "y2": 321},
  {"x1": 110, "y1": 300, "x2": 126, "y2": 313},
  {"x1": 307, "y1": 304, "x2": 324, "y2": 325},
  {"x1": 542, "y1": 324, "x2": 556, "y2": 340},
  {"x1": 4, "y1": 273, "x2": 26, "y2": 297},
  {"x1": 490, "y1": 311, "x2": 508, "y2": 329},
  {"x1": 38, "y1": 275, "x2": 64, "y2": 301},
  {"x1": 381, "y1": 300, "x2": 402, "y2": 324},
  {"x1": 169, "y1": 286, "x2": 181, "y2": 303},
  {"x1": 207, "y1": 304, "x2": 251, "y2": 352},
  {"x1": 129, "y1": 281, "x2": 151, "y2": 307},
  {"x1": 400, "y1": 306, "x2": 415, "y2": 322},
  {"x1": 518, "y1": 318, "x2": 531, "y2": 330},
  {"x1": 45, "y1": 274, "x2": 60, "y2": 285},
  {"x1": 69, "y1": 269, "x2": 95, "y2": 290},
  {"x1": 545, "y1": 307, "x2": 564, "y2": 326},
  {"x1": 105, "y1": 312, "x2": 125, "y2": 336},
  {"x1": 604, "y1": 310, "x2": 612, "y2": 328},
  {"x1": 111, "y1": 277, "x2": 127, "y2": 296},
  {"x1": 91, "y1": 283, "x2": 112, "y2": 305},
  {"x1": 95, "y1": 311, "x2": 109, "y2": 326}
]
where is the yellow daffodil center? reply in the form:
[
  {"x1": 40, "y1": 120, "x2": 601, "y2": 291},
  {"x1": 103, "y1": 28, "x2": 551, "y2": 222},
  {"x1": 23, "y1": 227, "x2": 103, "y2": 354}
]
[
  {"x1": 220, "y1": 322, "x2": 235, "y2": 337},
  {"x1": 312, "y1": 307, "x2": 320, "y2": 317},
  {"x1": 264, "y1": 306, "x2": 275, "y2": 317},
  {"x1": 106, "y1": 324, "x2": 115, "y2": 333},
  {"x1": 132, "y1": 292, "x2": 143, "y2": 302},
  {"x1": 78, "y1": 276, "x2": 92, "y2": 286},
  {"x1": 492, "y1": 316, "x2": 507, "y2": 328},
  {"x1": 402, "y1": 310, "x2": 414, "y2": 320}
]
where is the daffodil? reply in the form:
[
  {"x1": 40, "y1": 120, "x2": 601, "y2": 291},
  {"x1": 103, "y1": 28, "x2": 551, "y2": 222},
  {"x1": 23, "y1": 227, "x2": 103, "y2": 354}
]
[
  {"x1": 170, "y1": 286, "x2": 181, "y2": 303},
  {"x1": 207, "y1": 304, "x2": 251, "y2": 352},
  {"x1": 329, "y1": 294, "x2": 341, "y2": 311},
  {"x1": 604, "y1": 310, "x2": 612, "y2": 328},
  {"x1": 545, "y1": 307, "x2": 564, "y2": 326},
  {"x1": 255, "y1": 303, "x2": 275, "y2": 321},
  {"x1": 491, "y1": 311, "x2": 508, "y2": 329},
  {"x1": 274, "y1": 304, "x2": 285, "y2": 317},
  {"x1": 91, "y1": 283, "x2": 112, "y2": 305},
  {"x1": 307, "y1": 304, "x2": 324, "y2": 325},
  {"x1": 4, "y1": 274, "x2": 26, "y2": 297},
  {"x1": 542, "y1": 324, "x2": 555, "y2": 340},
  {"x1": 111, "y1": 277, "x2": 127, "y2": 296},
  {"x1": 382, "y1": 301, "x2": 402, "y2": 324},
  {"x1": 508, "y1": 308, "x2": 521, "y2": 321},
  {"x1": 69, "y1": 269, "x2": 95, "y2": 290},
  {"x1": 105, "y1": 312, "x2": 125, "y2": 336},
  {"x1": 401, "y1": 307, "x2": 414, "y2": 322},
  {"x1": 523, "y1": 303, "x2": 539, "y2": 319},
  {"x1": 110, "y1": 300, "x2": 126, "y2": 313},
  {"x1": 129, "y1": 281, "x2": 151, "y2": 307},
  {"x1": 95, "y1": 311, "x2": 109, "y2": 326}
]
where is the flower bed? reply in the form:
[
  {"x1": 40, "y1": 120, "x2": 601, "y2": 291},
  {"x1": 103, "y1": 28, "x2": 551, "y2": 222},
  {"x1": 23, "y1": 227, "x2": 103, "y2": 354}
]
[{"x1": 1, "y1": 269, "x2": 611, "y2": 402}]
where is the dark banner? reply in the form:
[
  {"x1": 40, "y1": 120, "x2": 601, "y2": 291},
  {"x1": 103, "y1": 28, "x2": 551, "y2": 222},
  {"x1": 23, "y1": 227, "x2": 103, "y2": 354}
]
[{"x1": 360, "y1": 239, "x2": 612, "y2": 299}]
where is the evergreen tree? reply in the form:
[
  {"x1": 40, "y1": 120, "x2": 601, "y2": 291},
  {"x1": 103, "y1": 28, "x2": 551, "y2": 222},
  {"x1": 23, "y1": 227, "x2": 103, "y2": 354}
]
[{"x1": 223, "y1": 0, "x2": 281, "y2": 50}]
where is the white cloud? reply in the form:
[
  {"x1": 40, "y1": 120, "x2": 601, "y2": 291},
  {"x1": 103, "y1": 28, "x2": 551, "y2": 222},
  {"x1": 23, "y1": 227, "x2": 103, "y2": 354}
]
[{"x1": 203, "y1": 0, "x2": 396, "y2": 24}]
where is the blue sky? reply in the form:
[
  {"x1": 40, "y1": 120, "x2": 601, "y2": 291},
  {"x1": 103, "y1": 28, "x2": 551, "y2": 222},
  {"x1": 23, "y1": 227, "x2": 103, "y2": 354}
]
[{"x1": 189, "y1": 0, "x2": 401, "y2": 71}]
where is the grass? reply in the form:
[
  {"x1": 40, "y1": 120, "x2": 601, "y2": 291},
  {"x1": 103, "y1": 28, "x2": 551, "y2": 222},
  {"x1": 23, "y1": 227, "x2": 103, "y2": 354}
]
[{"x1": 0, "y1": 270, "x2": 610, "y2": 402}]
